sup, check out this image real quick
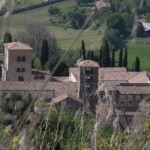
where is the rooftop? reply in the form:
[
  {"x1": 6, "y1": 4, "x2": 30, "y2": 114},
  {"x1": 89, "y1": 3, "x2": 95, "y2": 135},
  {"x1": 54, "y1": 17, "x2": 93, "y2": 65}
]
[
  {"x1": 4, "y1": 42, "x2": 33, "y2": 51},
  {"x1": 78, "y1": 60, "x2": 100, "y2": 67}
]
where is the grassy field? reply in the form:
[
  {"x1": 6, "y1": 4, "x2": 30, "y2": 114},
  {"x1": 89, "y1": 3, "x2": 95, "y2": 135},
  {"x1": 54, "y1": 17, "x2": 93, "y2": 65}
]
[{"x1": 0, "y1": 0, "x2": 150, "y2": 71}]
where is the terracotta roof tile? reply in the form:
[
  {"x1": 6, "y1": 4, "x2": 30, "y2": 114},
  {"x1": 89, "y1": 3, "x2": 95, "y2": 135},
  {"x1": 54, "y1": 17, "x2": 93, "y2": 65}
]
[
  {"x1": 4, "y1": 42, "x2": 33, "y2": 50},
  {"x1": 78, "y1": 60, "x2": 99, "y2": 67}
]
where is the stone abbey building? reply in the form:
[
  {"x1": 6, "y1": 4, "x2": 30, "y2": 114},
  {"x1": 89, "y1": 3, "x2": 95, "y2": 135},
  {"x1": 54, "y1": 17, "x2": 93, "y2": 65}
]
[{"x1": 0, "y1": 42, "x2": 150, "y2": 116}]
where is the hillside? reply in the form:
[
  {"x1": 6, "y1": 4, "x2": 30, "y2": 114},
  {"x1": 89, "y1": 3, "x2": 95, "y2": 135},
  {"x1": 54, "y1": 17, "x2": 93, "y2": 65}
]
[{"x1": 0, "y1": 0, "x2": 150, "y2": 71}]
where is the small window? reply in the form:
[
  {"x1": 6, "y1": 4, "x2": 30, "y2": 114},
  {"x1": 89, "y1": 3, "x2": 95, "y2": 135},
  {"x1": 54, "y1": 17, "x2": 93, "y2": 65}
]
[
  {"x1": 85, "y1": 68, "x2": 93, "y2": 74},
  {"x1": 17, "y1": 56, "x2": 21, "y2": 62},
  {"x1": 22, "y1": 68, "x2": 26, "y2": 72},
  {"x1": 22, "y1": 56, "x2": 26, "y2": 61},
  {"x1": 18, "y1": 76, "x2": 24, "y2": 81},
  {"x1": 86, "y1": 85, "x2": 92, "y2": 91},
  {"x1": 40, "y1": 75, "x2": 45, "y2": 79},
  {"x1": 85, "y1": 76, "x2": 92, "y2": 82},
  {"x1": 34, "y1": 75, "x2": 39, "y2": 79},
  {"x1": 16, "y1": 68, "x2": 20, "y2": 72}
]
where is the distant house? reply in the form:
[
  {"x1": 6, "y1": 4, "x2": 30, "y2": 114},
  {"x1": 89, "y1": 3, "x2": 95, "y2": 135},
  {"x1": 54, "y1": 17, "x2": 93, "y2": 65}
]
[{"x1": 141, "y1": 22, "x2": 150, "y2": 37}]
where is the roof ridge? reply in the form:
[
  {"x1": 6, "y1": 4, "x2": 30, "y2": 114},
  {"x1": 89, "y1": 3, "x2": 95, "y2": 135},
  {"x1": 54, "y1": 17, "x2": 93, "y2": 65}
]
[{"x1": 127, "y1": 72, "x2": 141, "y2": 81}]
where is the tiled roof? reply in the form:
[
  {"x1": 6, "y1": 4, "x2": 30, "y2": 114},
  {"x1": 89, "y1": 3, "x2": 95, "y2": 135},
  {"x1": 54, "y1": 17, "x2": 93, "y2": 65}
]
[
  {"x1": 128, "y1": 71, "x2": 149, "y2": 83},
  {"x1": 99, "y1": 72, "x2": 139, "y2": 81},
  {"x1": 78, "y1": 60, "x2": 100, "y2": 67},
  {"x1": 141, "y1": 22, "x2": 150, "y2": 31},
  {"x1": 99, "y1": 67, "x2": 127, "y2": 72},
  {"x1": 116, "y1": 85, "x2": 150, "y2": 94},
  {"x1": 52, "y1": 93, "x2": 83, "y2": 103},
  {"x1": 32, "y1": 69, "x2": 50, "y2": 75},
  {"x1": 4, "y1": 42, "x2": 33, "y2": 50},
  {"x1": 50, "y1": 77, "x2": 71, "y2": 82},
  {"x1": 0, "y1": 82, "x2": 78, "y2": 97}
]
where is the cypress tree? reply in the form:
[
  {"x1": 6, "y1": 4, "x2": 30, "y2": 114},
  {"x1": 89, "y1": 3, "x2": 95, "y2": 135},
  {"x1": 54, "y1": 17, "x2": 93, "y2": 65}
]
[
  {"x1": 3, "y1": 32, "x2": 12, "y2": 43},
  {"x1": 80, "y1": 40, "x2": 86, "y2": 60},
  {"x1": 91, "y1": 50, "x2": 95, "y2": 60},
  {"x1": 135, "y1": 56, "x2": 140, "y2": 72},
  {"x1": 101, "y1": 41, "x2": 110, "y2": 67},
  {"x1": 118, "y1": 48, "x2": 123, "y2": 67},
  {"x1": 87, "y1": 50, "x2": 91, "y2": 60},
  {"x1": 99, "y1": 46, "x2": 103, "y2": 66},
  {"x1": 111, "y1": 48, "x2": 115, "y2": 67},
  {"x1": 123, "y1": 48, "x2": 128, "y2": 68},
  {"x1": 40, "y1": 39, "x2": 49, "y2": 70}
]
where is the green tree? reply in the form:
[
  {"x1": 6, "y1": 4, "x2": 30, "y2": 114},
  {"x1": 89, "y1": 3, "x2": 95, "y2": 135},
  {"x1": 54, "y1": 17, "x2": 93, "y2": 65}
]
[
  {"x1": 87, "y1": 50, "x2": 91, "y2": 59},
  {"x1": 99, "y1": 47, "x2": 103, "y2": 66},
  {"x1": 123, "y1": 48, "x2": 128, "y2": 68},
  {"x1": 118, "y1": 48, "x2": 123, "y2": 67},
  {"x1": 48, "y1": 6, "x2": 61, "y2": 15},
  {"x1": 111, "y1": 48, "x2": 115, "y2": 67},
  {"x1": 40, "y1": 39, "x2": 49, "y2": 70},
  {"x1": 107, "y1": 13, "x2": 127, "y2": 37},
  {"x1": 3, "y1": 32, "x2": 12, "y2": 43},
  {"x1": 136, "y1": 22, "x2": 145, "y2": 37},
  {"x1": 103, "y1": 29, "x2": 125, "y2": 50},
  {"x1": 80, "y1": 40, "x2": 86, "y2": 60},
  {"x1": 67, "y1": 6, "x2": 86, "y2": 29},
  {"x1": 135, "y1": 56, "x2": 140, "y2": 72},
  {"x1": 33, "y1": 55, "x2": 41, "y2": 69},
  {"x1": 75, "y1": 0, "x2": 94, "y2": 5},
  {"x1": 101, "y1": 41, "x2": 110, "y2": 67}
]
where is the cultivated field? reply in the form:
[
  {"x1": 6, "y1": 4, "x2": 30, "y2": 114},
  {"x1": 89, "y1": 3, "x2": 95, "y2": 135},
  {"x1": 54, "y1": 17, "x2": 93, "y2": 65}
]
[{"x1": 0, "y1": 0, "x2": 150, "y2": 71}]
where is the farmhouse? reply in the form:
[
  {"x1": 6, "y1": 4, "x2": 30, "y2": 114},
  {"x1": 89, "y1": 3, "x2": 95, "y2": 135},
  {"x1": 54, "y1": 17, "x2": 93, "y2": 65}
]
[{"x1": 0, "y1": 41, "x2": 150, "y2": 117}]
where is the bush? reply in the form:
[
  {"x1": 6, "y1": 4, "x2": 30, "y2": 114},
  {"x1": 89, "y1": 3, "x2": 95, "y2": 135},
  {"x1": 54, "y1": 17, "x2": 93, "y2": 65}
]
[{"x1": 48, "y1": 6, "x2": 61, "y2": 15}]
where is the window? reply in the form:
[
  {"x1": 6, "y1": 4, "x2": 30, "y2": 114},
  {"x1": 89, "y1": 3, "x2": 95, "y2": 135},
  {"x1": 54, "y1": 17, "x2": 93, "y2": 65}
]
[
  {"x1": 34, "y1": 75, "x2": 39, "y2": 79},
  {"x1": 16, "y1": 68, "x2": 20, "y2": 72},
  {"x1": 22, "y1": 68, "x2": 26, "y2": 72},
  {"x1": 85, "y1": 68, "x2": 93, "y2": 74},
  {"x1": 18, "y1": 76, "x2": 24, "y2": 81},
  {"x1": 40, "y1": 75, "x2": 45, "y2": 79},
  {"x1": 86, "y1": 85, "x2": 92, "y2": 91},
  {"x1": 22, "y1": 56, "x2": 26, "y2": 61},
  {"x1": 85, "y1": 76, "x2": 92, "y2": 82},
  {"x1": 17, "y1": 56, "x2": 21, "y2": 62}
]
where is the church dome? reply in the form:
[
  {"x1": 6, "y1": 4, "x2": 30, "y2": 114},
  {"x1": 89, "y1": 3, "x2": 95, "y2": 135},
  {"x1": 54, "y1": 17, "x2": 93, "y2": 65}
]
[{"x1": 78, "y1": 60, "x2": 100, "y2": 67}]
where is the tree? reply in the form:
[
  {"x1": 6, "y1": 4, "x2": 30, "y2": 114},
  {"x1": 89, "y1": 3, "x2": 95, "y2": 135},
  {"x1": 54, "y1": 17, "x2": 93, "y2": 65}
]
[
  {"x1": 135, "y1": 56, "x2": 140, "y2": 72},
  {"x1": 103, "y1": 29, "x2": 125, "y2": 50},
  {"x1": 118, "y1": 48, "x2": 123, "y2": 67},
  {"x1": 80, "y1": 40, "x2": 86, "y2": 60},
  {"x1": 40, "y1": 40, "x2": 49, "y2": 70},
  {"x1": 48, "y1": 6, "x2": 61, "y2": 15},
  {"x1": 101, "y1": 41, "x2": 110, "y2": 67},
  {"x1": 136, "y1": 22, "x2": 145, "y2": 37},
  {"x1": 16, "y1": 23, "x2": 58, "y2": 56},
  {"x1": 107, "y1": 13, "x2": 127, "y2": 37},
  {"x1": 87, "y1": 50, "x2": 91, "y2": 59},
  {"x1": 32, "y1": 55, "x2": 41, "y2": 69},
  {"x1": 75, "y1": 0, "x2": 94, "y2": 5},
  {"x1": 91, "y1": 50, "x2": 95, "y2": 60},
  {"x1": 123, "y1": 48, "x2": 128, "y2": 68},
  {"x1": 67, "y1": 6, "x2": 86, "y2": 29},
  {"x1": 3, "y1": 32, "x2": 12, "y2": 43},
  {"x1": 111, "y1": 48, "x2": 115, "y2": 67},
  {"x1": 99, "y1": 47, "x2": 103, "y2": 66}
]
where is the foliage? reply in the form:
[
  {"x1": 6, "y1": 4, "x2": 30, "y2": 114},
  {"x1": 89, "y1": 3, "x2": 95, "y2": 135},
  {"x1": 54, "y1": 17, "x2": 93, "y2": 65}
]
[
  {"x1": 40, "y1": 39, "x2": 49, "y2": 70},
  {"x1": 67, "y1": 6, "x2": 87, "y2": 29},
  {"x1": 32, "y1": 55, "x2": 41, "y2": 69},
  {"x1": 75, "y1": 0, "x2": 94, "y2": 5},
  {"x1": 3, "y1": 32, "x2": 12, "y2": 43},
  {"x1": 118, "y1": 48, "x2": 123, "y2": 67},
  {"x1": 99, "y1": 47, "x2": 103, "y2": 66},
  {"x1": 111, "y1": 48, "x2": 115, "y2": 67},
  {"x1": 123, "y1": 48, "x2": 128, "y2": 68},
  {"x1": 135, "y1": 56, "x2": 140, "y2": 71},
  {"x1": 136, "y1": 22, "x2": 145, "y2": 38},
  {"x1": 101, "y1": 41, "x2": 110, "y2": 67},
  {"x1": 103, "y1": 29, "x2": 125, "y2": 50},
  {"x1": 16, "y1": 23, "x2": 58, "y2": 56},
  {"x1": 80, "y1": 40, "x2": 86, "y2": 60},
  {"x1": 48, "y1": 6, "x2": 61, "y2": 15},
  {"x1": 107, "y1": 13, "x2": 127, "y2": 37}
]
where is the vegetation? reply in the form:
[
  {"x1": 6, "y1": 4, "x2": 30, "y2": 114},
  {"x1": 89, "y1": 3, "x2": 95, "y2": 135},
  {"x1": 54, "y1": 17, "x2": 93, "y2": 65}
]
[{"x1": 135, "y1": 56, "x2": 141, "y2": 72}]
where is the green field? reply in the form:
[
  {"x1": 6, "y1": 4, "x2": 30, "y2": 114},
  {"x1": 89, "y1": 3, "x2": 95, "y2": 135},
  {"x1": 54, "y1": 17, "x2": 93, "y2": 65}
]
[{"x1": 0, "y1": 0, "x2": 150, "y2": 71}]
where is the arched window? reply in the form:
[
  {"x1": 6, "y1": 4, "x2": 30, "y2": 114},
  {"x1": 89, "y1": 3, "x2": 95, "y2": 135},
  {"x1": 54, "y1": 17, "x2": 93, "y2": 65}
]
[
  {"x1": 22, "y1": 56, "x2": 26, "y2": 61},
  {"x1": 34, "y1": 75, "x2": 39, "y2": 79},
  {"x1": 18, "y1": 76, "x2": 24, "y2": 81},
  {"x1": 17, "y1": 56, "x2": 21, "y2": 62},
  {"x1": 40, "y1": 75, "x2": 45, "y2": 79},
  {"x1": 16, "y1": 68, "x2": 20, "y2": 72}
]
